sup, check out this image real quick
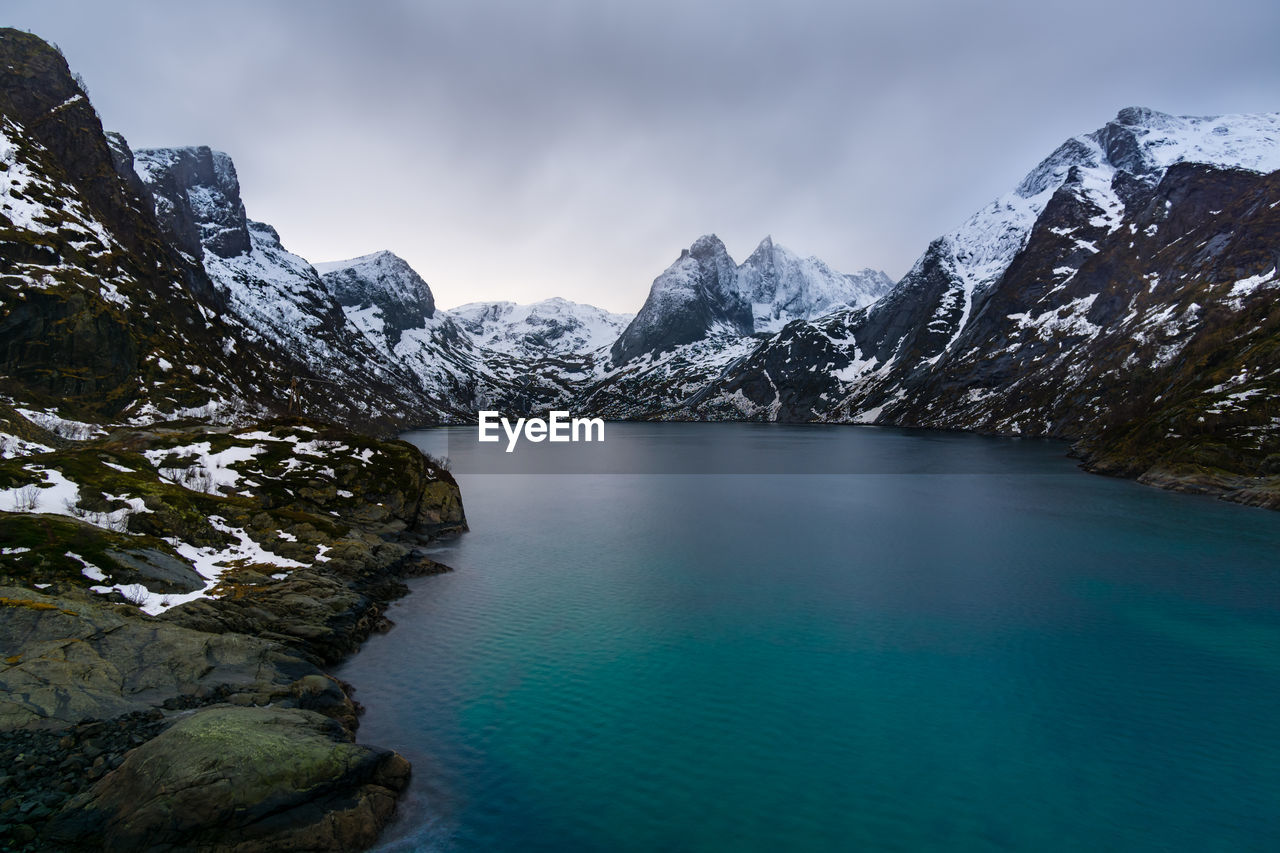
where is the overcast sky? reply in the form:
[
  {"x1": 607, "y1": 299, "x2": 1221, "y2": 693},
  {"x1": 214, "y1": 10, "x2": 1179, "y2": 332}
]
[{"x1": 7, "y1": 0, "x2": 1278, "y2": 311}]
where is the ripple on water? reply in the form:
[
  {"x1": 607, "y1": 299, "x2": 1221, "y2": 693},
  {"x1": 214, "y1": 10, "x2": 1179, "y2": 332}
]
[{"x1": 338, "y1": 424, "x2": 1280, "y2": 852}]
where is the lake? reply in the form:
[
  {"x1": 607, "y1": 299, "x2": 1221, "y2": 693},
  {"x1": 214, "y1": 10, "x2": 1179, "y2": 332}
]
[{"x1": 337, "y1": 423, "x2": 1280, "y2": 851}]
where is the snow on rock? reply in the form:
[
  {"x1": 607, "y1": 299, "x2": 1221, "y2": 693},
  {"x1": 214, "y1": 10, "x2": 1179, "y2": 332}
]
[
  {"x1": 76, "y1": 515, "x2": 309, "y2": 616},
  {"x1": 1227, "y1": 267, "x2": 1277, "y2": 309},
  {"x1": 16, "y1": 408, "x2": 107, "y2": 441}
]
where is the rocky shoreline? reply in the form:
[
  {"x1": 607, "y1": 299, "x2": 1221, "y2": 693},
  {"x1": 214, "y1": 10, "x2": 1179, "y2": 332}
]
[
  {"x1": 1071, "y1": 442, "x2": 1280, "y2": 512},
  {"x1": 0, "y1": 418, "x2": 465, "y2": 851}
]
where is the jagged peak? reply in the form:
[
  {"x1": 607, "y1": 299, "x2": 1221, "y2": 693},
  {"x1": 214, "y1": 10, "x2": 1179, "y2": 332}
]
[{"x1": 688, "y1": 233, "x2": 729, "y2": 257}]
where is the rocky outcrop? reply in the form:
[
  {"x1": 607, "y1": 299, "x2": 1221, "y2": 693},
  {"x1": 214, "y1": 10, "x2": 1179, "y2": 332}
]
[
  {"x1": 0, "y1": 587, "x2": 316, "y2": 729},
  {"x1": 0, "y1": 417, "x2": 465, "y2": 850}
]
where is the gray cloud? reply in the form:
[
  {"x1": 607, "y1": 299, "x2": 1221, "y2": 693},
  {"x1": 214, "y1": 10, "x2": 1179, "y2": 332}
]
[{"x1": 7, "y1": 0, "x2": 1279, "y2": 311}]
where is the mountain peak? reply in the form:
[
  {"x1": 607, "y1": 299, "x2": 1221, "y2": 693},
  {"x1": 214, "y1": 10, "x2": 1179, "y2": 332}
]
[
  {"x1": 1113, "y1": 106, "x2": 1177, "y2": 129},
  {"x1": 313, "y1": 249, "x2": 402, "y2": 273},
  {"x1": 689, "y1": 233, "x2": 728, "y2": 257},
  {"x1": 611, "y1": 233, "x2": 891, "y2": 363},
  {"x1": 317, "y1": 250, "x2": 436, "y2": 346}
]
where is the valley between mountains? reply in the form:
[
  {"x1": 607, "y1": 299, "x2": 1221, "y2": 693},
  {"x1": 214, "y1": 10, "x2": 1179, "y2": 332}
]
[{"x1": 1, "y1": 22, "x2": 1279, "y2": 852}]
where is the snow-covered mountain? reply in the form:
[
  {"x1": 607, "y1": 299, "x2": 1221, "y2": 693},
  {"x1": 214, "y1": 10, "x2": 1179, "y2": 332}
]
[
  {"x1": 681, "y1": 107, "x2": 1280, "y2": 421},
  {"x1": 641, "y1": 107, "x2": 1280, "y2": 503},
  {"x1": 311, "y1": 253, "x2": 632, "y2": 415},
  {"x1": 133, "y1": 147, "x2": 461, "y2": 425},
  {"x1": 448, "y1": 298, "x2": 632, "y2": 359},
  {"x1": 737, "y1": 236, "x2": 893, "y2": 333},
  {"x1": 610, "y1": 234, "x2": 891, "y2": 365}
]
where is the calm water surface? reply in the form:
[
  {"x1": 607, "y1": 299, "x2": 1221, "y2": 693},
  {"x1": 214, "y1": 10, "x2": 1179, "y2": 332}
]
[{"x1": 337, "y1": 424, "x2": 1280, "y2": 851}]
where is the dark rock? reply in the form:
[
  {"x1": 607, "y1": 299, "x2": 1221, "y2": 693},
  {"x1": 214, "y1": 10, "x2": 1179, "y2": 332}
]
[{"x1": 102, "y1": 547, "x2": 204, "y2": 593}]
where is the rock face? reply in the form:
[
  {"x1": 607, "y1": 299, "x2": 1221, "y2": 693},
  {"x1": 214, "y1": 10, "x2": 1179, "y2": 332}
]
[
  {"x1": 48, "y1": 706, "x2": 411, "y2": 852},
  {"x1": 0, "y1": 587, "x2": 315, "y2": 729},
  {"x1": 133, "y1": 146, "x2": 251, "y2": 259}
]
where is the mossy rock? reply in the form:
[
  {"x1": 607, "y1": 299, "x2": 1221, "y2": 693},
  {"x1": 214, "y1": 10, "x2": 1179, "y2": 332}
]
[{"x1": 47, "y1": 705, "x2": 411, "y2": 852}]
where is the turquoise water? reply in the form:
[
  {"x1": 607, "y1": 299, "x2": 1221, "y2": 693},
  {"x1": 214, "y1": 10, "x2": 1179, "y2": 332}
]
[{"x1": 338, "y1": 424, "x2": 1280, "y2": 851}]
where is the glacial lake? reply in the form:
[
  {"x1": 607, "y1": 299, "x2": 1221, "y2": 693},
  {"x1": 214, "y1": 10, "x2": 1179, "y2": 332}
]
[{"x1": 338, "y1": 424, "x2": 1280, "y2": 851}]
